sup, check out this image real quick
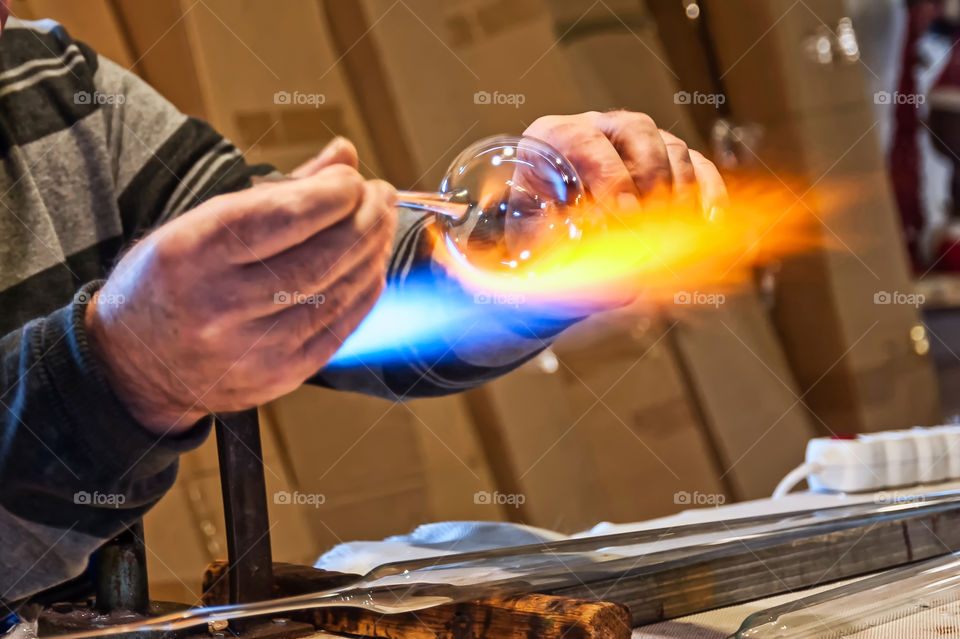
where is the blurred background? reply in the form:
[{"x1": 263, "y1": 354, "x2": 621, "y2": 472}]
[{"x1": 13, "y1": 0, "x2": 959, "y2": 601}]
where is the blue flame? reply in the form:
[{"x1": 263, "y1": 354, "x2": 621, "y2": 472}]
[
  {"x1": 324, "y1": 267, "x2": 565, "y2": 370},
  {"x1": 324, "y1": 268, "x2": 495, "y2": 369}
]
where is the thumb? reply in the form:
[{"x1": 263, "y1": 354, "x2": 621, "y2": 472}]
[{"x1": 291, "y1": 136, "x2": 359, "y2": 178}]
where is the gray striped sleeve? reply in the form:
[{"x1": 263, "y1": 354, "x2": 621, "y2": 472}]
[{"x1": 0, "y1": 507, "x2": 99, "y2": 603}]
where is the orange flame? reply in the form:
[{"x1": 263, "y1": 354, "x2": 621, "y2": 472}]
[{"x1": 429, "y1": 177, "x2": 849, "y2": 312}]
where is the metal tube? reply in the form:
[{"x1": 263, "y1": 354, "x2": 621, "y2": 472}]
[
  {"x1": 396, "y1": 190, "x2": 471, "y2": 222},
  {"x1": 215, "y1": 409, "x2": 274, "y2": 605},
  {"x1": 95, "y1": 521, "x2": 149, "y2": 614}
]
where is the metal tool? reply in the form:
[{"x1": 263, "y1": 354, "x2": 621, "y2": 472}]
[
  {"x1": 214, "y1": 409, "x2": 274, "y2": 605},
  {"x1": 396, "y1": 189, "x2": 472, "y2": 223},
  {"x1": 94, "y1": 522, "x2": 148, "y2": 615}
]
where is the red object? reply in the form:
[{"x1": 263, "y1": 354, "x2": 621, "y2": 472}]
[
  {"x1": 932, "y1": 222, "x2": 960, "y2": 269},
  {"x1": 926, "y1": 3, "x2": 960, "y2": 273},
  {"x1": 890, "y1": 1, "x2": 941, "y2": 270},
  {"x1": 830, "y1": 433, "x2": 859, "y2": 440}
]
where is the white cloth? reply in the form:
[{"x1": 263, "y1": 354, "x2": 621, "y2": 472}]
[{"x1": 314, "y1": 521, "x2": 565, "y2": 574}]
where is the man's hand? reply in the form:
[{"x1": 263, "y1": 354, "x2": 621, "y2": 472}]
[
  {"x1": 524, "y1": 110, "x2": 728, "y2": 217},
  {"x1": 85, "y1": 141, "x2": 397, "y2": 435}
]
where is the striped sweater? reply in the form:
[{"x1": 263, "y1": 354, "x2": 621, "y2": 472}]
[{"x1": 0, "y1": 18, "x2": 568, "y2": 606}]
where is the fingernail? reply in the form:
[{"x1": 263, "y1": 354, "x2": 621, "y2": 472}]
[
  {"x1": 354, "y1": 205, "x2": 377, "y2": 231},
  {"x1": 383, "y1": 183, "x2": 398, "y2": 209},
  {"x1": 707, "y1": 205, "x2": 724, "y2": 222},
  {"x1": 617, "y1": 192, "x2": 641, "y2": 211},
  {"x1": 319, "y1": 136, "x2": 346, "y2": 161},
  {"x1": 354, "y1": 184, "x2": 385, "y2": 231}
]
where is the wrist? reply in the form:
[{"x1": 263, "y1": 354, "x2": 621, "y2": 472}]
[{"x1": 84, "y1": 293, "x2": 206, "y2": 434}]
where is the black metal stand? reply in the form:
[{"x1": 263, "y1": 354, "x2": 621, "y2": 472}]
[
  {"x1": 95, "y1": 521, "x2": 149, "y2": 614},
  {"x1": 215, "y1": 409, "x2": 274, "y2": 604}
]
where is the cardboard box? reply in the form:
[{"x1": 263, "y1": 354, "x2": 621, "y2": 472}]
[
  {"x1": 405, "y1": 394, "x2": 507, "y2": 522},
  {"x1": 110, "y1": 0, "x2": 209, "y2": 119},
  {"x1": 701, "y1": 0, "x2": 941, "y2": 433},
  {"x1": 546, "y1": 0, "x2": 703, "y2": 145},
  {"x1": 322, "y1": 0, "x2": 587, "y2": 189},
  {"x1": 14, "y1": 0, "x2": 136, "y2": 67},
  {"x1": 464, "y1": 354, "x2": 602, "y2": 532},
  {"x1": 779, "y1": 105, "x2": 939, "y2": 431},
  {"x1": 175, "y1": 0, "x2": 384, "y2": 175},
  {"x1": 705, "y1": 0, "x2": 868, "y2": 121},
  {"x1": 272, "y1": 388, "x2": 431, "y2": 551},
  {"x1": 553, "y1": 311, "x2": 730, "y2": 522},
  {"x1": 86, "y1": 0, "x2": 388, "y2": 176},
  {"x1": 668, "y1": 292, "x2": 817, "y2": 500}
]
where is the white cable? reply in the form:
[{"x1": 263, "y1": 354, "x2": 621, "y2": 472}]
[{"x1": 772, "y1": 462, "x2": 821, "y2": 499}]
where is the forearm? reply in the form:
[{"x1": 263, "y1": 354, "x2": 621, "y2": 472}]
[{"x1": 0, "y1": 283, "x2": 210, "y2": 603}]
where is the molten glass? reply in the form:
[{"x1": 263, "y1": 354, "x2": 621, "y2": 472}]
[{"x1": 398, "y1": 135, "x2": 586, "y2": 275}]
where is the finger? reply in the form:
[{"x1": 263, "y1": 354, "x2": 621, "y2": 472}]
[
  {"x1": 200, "y1": 164, "x2": 366, "y2": 262},
  {"x1": 592, "y1": 111, "x2": 672, "y2": 200},
  {"x1": 658, "y1": 130, "x2": 698, "y2": 211},
  {"x1": 241, "y1": 181, "x2": 396, "y2": 317},
  {"x1": 226, "y1": 270, "x2": 386, "y2": 400},
  {"x1": 689, "y1": 150, "x2": 729, "y2": 219},
  {"x1": 291, "y1": 137, "x2": 359, "y2": 178},
  {"x1": 525, "y1": 115, "x2": 638, "y2": 206},
  {"x1": 352, "y1": 179, "x2": 398, "y2": 233},
  {"x1": 294, "y1": 273, "x2": 386, "y2": 373},
  {"x1": 265, "y1": 257, "x2": 381, "y2": 351}
]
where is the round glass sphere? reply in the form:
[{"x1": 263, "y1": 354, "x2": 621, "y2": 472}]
[{"x1": 436, "y1": 135, "x2": 586, "y2": 274}]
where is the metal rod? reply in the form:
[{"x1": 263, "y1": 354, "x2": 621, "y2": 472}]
[
  {"x1": 253, "y1": 173, "x2": 470, "y2": 221},
  {"x1": 215, "y1": 409, "x2": 274, "y2": 605},
  {"x1": 396, "y1": 189, "x2": 471, "y2": 222},
  {"x1": 95, "y1": 521, "x2": 148, "y2": 614}
]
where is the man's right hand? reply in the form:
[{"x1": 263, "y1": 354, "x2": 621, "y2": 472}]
[{"x1": 85, "y1": 158, "x2": 397, "y2": 435}]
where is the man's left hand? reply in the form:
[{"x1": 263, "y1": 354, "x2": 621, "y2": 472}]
[{"x1": 525, "y1": 110, "x2": 728, "y2": 218}]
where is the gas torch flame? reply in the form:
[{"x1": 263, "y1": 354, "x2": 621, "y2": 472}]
[
  {"x1": 428, "y1": 176, "x2": 847, "y2": 313},
  {"x1": 325, "y1": 176, "x2": 853, "y2": 370}
]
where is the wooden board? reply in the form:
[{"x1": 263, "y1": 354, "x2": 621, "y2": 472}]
[{"x1": 203, "y1": 562, "x2": 632, "y2": 639}]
